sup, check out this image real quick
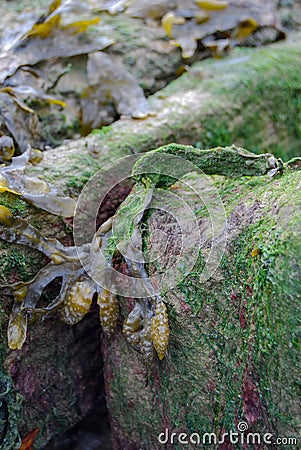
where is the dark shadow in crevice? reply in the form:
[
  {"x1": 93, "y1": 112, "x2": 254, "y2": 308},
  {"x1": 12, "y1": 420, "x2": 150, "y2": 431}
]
[{"x1": 42, "y1": 301, "x2": 112, "y2": 450}]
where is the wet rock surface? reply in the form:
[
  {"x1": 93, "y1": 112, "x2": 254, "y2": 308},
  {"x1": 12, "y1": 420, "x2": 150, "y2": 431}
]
[{"x1": 0, "y1": 2, "x2": 300, "y2": 450}]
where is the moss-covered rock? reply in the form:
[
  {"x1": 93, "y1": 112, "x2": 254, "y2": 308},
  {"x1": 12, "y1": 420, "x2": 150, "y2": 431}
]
[
  {"x1": 27, "y1": 41, "x2": 301, "y2": 194},
  {"x1": 104, "y1": 167, "x2": 301, "y2": 449},
  {"x1": 0, "y1": 39, "x2": 301, "y2": 448}
]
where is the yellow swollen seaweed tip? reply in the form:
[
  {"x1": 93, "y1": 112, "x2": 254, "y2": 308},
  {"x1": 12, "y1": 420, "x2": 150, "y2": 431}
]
[
  {"x1": 151, "y1": 301, "x2": 169, "y2": 360},
  {"x1": 7, "y1": 309, "x2": 28, "y2": 350},
  {"x1": 0, "y1": 205, "x2": 14, "y2": 226},
  {"x1": 161, "y1": 12, "x2": 185, "y2": 39},
  {"x1": 195, "y1": 0, "x2": 228, "y2": 11}
]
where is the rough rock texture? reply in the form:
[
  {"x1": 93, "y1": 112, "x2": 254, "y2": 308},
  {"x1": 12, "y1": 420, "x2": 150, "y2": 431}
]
[
  {"x1": 27, "y1": 41, "x2": 301, "y2": 196},
  {"x1": 104, "y1": 168, "x2": 301, "y2": 449},
  {"x1": 0, "y1": 40, "x2": 300, "y2": 449}
]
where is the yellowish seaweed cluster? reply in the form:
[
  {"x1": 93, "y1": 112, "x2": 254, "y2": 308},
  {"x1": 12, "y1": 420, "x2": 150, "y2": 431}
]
[
  {"x1": 89, "y1": 205, "x2": 170, "y2": 361},
  {"x1": 0, "y1": 215, "x2": 93, "y2": 349},
  {"x1": 1, "y1": 144, "x2": 289, "y2": 363},
  {"x1": 0, "y1": 185, "x2": 170, "y2": 363},
  {"x1": 97, "y1": 0, "x2": 282, "y2": 59},
  {"x1": 123, "y1": 300, "x2": 169, "y2": 363},
  {"x1": 159, "y1": 0, "x2": 257, "y2": 58}
]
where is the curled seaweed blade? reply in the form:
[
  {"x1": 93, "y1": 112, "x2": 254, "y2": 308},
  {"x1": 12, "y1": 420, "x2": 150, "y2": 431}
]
[
  {"x1": 1, "y1": 148, "x2": 76, "y2": 217},
  {"x1": 0, "y1": 186, "x2": 20, "y2": 195},
  {"x1": 9, "y1": 85, "x2": 67, "y2": 109},
  {"x1": 0, "y1": 92, "x2": 42, "y2": 153},
  {"x1": 162, "y1": 0, "x2": 280, "y2": 58},
  {"x1": 7, "y1": 305, "x2": 28, "y2": 350},
  {"x1": 22, "y1": 191, "x2": 75, "y2": 218},
  {"x1": 171, "y1": 34, "x2": 198, "y2": 58},
  {"x1": 81, "y1": 52, "x2": 152, "y2": 131},
  {"x1": 0, "y1": 207, "x2": 92, "y2": 348},
  {"x1": 203, "y1": 37, "x2": 231, "y2": 58},
  {"x1": 194, "y1": 11, "x2": 210, "y2": 24},
  {"x1": 0, "y1": 32, "x2": 114, "y2": 85},
  {"x1": 0, "y1": 86, "x2": 66, "y2": 152},
  {"x1": 10, "y1": 0, "x2": 62, "y2": 44},
  {"x1": 0, "y1": 215, "x2": 81, "y2": 265},
  {"x1": 11, "y1": 262, "x2": 86, "y2": 319}
]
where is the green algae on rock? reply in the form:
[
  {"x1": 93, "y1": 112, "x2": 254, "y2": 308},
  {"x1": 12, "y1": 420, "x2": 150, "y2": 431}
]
[
  {"x1": 103, "y1": 151, "x2": 301, "y2": 450},
  {"x1": 0, "y1": 144, "x2": 292, "y2": 358},
  {"x1": 0, "y1": 143, "x2": 300, "y2": 448},
  {"x1": 23, "y1": 41, "x2": 301, "y2": 198}
]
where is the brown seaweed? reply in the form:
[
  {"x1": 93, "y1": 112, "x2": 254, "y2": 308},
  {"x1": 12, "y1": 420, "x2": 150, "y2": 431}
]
[
  {"x1": 166, "y1": 0, "x2": 280, "y2": 58},
  {"x1": 0, "y1": 0, "x2": 114, "y2": 84},
  {"x1": 0, "y1": 148, "x2": 75, "y2": 216},
  {"x1": 1, "y1": 145, "x2": 288, "y2": 361},
  {"x1": 80, "y1": 52, "x2": 152, "y2": 133}
]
